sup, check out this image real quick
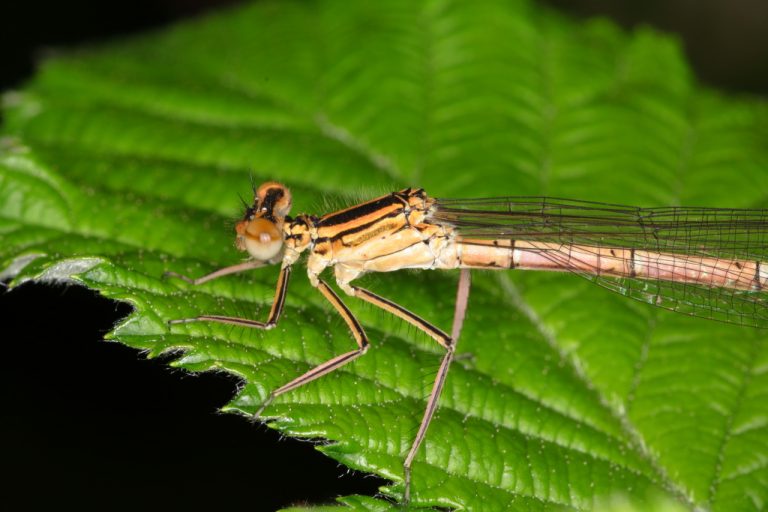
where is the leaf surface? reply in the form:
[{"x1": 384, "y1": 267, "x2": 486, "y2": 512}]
[{"x1": 2, "y1": 1, "x2": 768, "y2": 510}]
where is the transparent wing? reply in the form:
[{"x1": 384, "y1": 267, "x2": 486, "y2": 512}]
[{"x1": 432, "y1": 197, "x2": 768, "y2": 328}]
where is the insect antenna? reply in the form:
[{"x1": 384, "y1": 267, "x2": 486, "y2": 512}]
[
  {"x1": 238, "y1": 192, "x2": 250, "y2": 210},
  {"x1": 249, "y1": 171, "x2": 258, "y2": 196}
]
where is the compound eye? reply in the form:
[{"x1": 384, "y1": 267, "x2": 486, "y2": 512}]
[{"x1": 235, "y1": 218, "x2": 283, "y2": 260}]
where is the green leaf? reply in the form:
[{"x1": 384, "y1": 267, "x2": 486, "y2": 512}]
[{"x1": 2, "y1": 0, "x2": 768, "y2": 510}]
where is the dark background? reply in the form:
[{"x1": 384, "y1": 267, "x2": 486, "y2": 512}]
[{"x1": 2, "y1": 1, "x2": 767, "y2": 509}]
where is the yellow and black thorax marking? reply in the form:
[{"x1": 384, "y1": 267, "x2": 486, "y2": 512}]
[{"x1": 307, "y1": 188, "x2": 435, "y2": 257}]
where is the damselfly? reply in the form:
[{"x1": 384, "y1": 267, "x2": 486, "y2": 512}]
[{"x1": 166, "y1": 182, "x2": 768, "y2": 503}]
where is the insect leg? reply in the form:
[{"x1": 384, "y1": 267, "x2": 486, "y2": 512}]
[
  {"x1": 169, "y1": 265, "x2": 291, "y2": 328},
  {"x1": 252, "y1": 278, "x2": 369, "y2": 417},
  {"x1": 164, "y1": 260, "x2": 266, "y2": 285},
  {"x1": 349, "y1": 269, "x2": 471, "y2": 504}
]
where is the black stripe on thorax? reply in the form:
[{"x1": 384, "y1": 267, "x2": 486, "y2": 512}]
[
  {"x1": 317, "y1": 194, "x2": 404, "y2": 228},
  {"x1": 314, "y1": 211, "x2": 406, "y2": 246}
]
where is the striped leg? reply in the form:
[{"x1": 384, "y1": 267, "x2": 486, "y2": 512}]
[
  {"x1": 350, "y1": 269, "x2": 472, "y2": 504},
  {"x1": 169, "y1": 265, "x2": 291, "y2": 328},
  {"x1": 252, "y1": 278, "x2": 369, "y2": 417},
  {"x1": 169, "y1": 268, "x2": 369, "y2": 421}
]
